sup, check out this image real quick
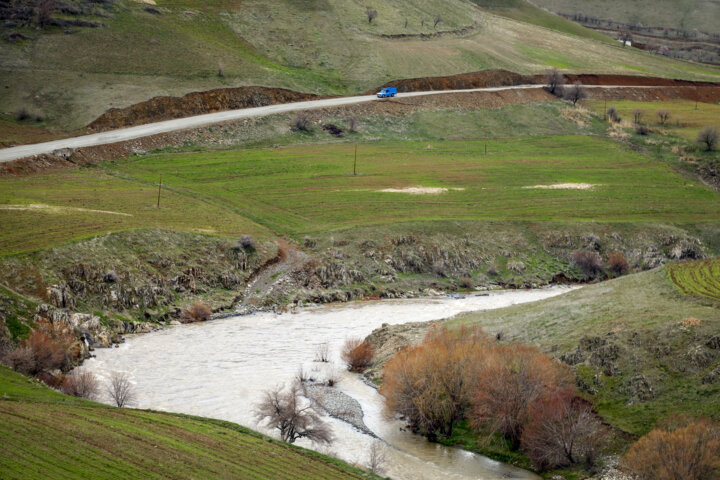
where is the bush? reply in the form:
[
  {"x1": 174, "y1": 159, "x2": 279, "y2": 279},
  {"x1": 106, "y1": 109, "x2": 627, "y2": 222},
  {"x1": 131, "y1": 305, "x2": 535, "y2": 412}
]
[
  {"x1": 2, "y1": 347, "x2": 36, "y2": 374},
  {"x1": 25, "y1": 330, "x2": 67, "y2": 374},
  {"x1": 607, "y1": 106, "x2": 621, "y2": 123},
  {"x1": 622, "y1": 419, "x2": 720, "y2": 480},
  {"x1": 180, "y1": 302, "x2": 212, "y2": 323},
  {"x1": 341, "y1": 338, "x2": 374, "y2": 372},
  {"x1": 291, "y1": 112, "x2": 311, "y2": 132},
  {"x1": 697, "y1": 126, "x2": 719, "y2": 151},
  {"x1": 237, "y1": 234, "x2": 256, "y2": 251},
  {"x1": 657, "y1": 110, "x2": 671, "y2": 125},
  {"x1": 563, "y1": 82, "x2": 587, "y2": 105},
  {"x1": 608, "y1": 251, "x2": 629, "y2": 276},
  {"x1": 60, "y1": 369, "x2": 100, "y2": 400},
  {"x1": 459, "y1": 277, "x2": 474, "y2": 289},
  {"x1": 635, "y1": 124, "x2": 649, "y2": 135},
  {"x1": 572, "y1": 250, "x2": 603, "y2": 277},
  {"x1": 544, "y1": 68, "x2": 565, "y2": 97},
  {"x1": 14, "y1": 107, "x2": 31, "y2": 122}
]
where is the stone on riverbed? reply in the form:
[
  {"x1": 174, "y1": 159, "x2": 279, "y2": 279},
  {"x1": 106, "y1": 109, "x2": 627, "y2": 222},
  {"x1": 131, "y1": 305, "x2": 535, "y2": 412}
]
[{"x1": 302, "y1": 382, "x2": 375, "y2": 437}]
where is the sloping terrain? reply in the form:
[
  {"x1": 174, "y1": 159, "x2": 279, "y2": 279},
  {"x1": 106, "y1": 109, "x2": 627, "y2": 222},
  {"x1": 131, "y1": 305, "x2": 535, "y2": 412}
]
[
  {"x1": 2, "y1": 0, "x2": 720, "y2": 132},
  {"x1": 0, "y1": 366, "x2": 378, "y2": 480}
]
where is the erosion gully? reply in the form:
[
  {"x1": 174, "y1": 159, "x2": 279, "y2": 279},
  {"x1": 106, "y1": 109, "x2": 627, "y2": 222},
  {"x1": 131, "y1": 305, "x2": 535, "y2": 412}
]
[{"x1": 85, "y1": 287, "x2": 576, "y2": 480}]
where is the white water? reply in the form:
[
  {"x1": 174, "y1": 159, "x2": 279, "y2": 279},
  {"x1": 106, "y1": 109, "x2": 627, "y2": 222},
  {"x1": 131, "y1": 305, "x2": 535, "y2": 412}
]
[{"x1": 84, "y1": 288, "x2": 575, "y2": 479}]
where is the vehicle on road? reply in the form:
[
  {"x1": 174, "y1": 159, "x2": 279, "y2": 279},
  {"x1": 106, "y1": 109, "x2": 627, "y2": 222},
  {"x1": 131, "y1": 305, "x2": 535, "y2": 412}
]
[{"x1": 377, "y1": 87, "x2": 397, "y2": 98}]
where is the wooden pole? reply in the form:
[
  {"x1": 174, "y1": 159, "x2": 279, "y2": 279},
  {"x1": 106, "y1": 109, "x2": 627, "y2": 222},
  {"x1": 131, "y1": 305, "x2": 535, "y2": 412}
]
[
  {"x1": 604, "y1": 99, "x2": 607, "y2": 121},
  {"x1": 353, "y1": 144, "x2": 357, "y2": 176},
  {"x1": 484, "y1": 141, "x2": 487, "y2": 155},
  {"x1": 157, "y1": 176, "x2": 162, "y2": 208}
]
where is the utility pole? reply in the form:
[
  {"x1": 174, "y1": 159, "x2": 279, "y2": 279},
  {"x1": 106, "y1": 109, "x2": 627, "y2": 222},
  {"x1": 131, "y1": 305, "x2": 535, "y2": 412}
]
[
  {"x1": 353, "y1": 144, "x2": 357, "y2": 176},
  {"x1": 157, "y1": 176, "x2": 162, "y2": 208},
  {"x1": 484, "y1": 141, "x2": 487, "y2": 155}
]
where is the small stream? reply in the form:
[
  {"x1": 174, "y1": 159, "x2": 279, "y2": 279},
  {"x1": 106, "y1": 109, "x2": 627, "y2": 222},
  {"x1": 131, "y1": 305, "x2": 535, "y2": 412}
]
[{"x1": 84, "y1": 288, "x2": 575, "y2": 480}]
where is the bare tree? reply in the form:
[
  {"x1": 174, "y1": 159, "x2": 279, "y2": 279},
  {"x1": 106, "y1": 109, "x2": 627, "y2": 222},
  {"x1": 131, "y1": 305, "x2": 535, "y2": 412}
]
[
  {"x1": 434, "y1": 16, "x2": 442, "y2": 29},
  {"x1": 36, "y1": 0, "x2": 55, "y2": 27},
  {"x1": 347, "y1": 116, "x2": 358, "y2": 133},
  {"x1": 563, "y1": 82, "x2": 587, "y2": 106},
  {"x1": 367, "y1": 441, "x2": 386, "y2": 474},
  {"x1": 365, "y1": 6, "x2": 378, "y2": 24},
  {"x1": 697, "y1": 126, "x2": 719, "y2": 151},
  {"x1": 107, "y1": 372, "x2": 136, "y2": 408},
  {"x1": 255, "y1": 382, "x2": 333, "y2": 445},
  {"x1": 633, "y1": 109, "x2": 644, "y2": 124},
  {"x1": 315, "y1": 342, "x2": 329, "y2": 363},
  {"x1": 620, "y1": 30, "x2": 633, "y2": 47},
  {"x1": 61, "y1": 369, "x2": 100, "y2": 400},
  {"x1": 607, "y1": 106, "x2": 621, "y2": 123},
  {"x1": 291, "y1": 112, "x2": 311, "y2": 132},
  {"x1": 657, "y1": 110, "x2": 671, "y2": 125},
  {"x1": 544, "y1": 68, "x2": 566, "y2": 97}
]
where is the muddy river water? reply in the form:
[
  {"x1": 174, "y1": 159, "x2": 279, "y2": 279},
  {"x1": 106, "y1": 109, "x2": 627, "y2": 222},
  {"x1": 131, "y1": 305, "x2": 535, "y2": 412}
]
[{"x1": 85, "y1": 287, "x2": 576, "y2": 480}]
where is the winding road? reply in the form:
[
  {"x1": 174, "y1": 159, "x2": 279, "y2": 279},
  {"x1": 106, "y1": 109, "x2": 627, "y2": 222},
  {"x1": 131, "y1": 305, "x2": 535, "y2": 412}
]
[{"x1": 0, "y1": 84, "x2": 655, "y2": 163}]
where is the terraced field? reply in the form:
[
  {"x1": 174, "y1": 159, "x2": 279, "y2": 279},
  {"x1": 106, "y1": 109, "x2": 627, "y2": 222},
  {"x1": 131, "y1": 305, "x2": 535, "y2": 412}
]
[
  {"x1": 0, "y1": 367, "x2": 377, "y2": 480},
  {"x1": 668, "y1": 258, "x2": 720, "y2": 301}
]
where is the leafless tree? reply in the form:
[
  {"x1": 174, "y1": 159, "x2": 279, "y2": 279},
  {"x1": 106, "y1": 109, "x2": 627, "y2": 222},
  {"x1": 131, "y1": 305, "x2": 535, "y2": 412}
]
[
  {"x1": 61, "y1": 369, "x2": 100, "y2": 400},
  {"x1": 107, "y1": 372, "x2": 136, "y2": 408},
  {"x1": 544, "y1": 68, "x2": 565, "y2": 97},
  {"x1": 367, "y1": 441, "x2": 386, "y2": 474},
  {"x1": 347, "y1": 116, "x2": 358, "y2": 133},
  {"x1": 657, "y1": 110, "x2": 671, "y2": 125},
  {"x1": 697, "y1": 126, "x2": 718, "y2": 151},
  {"x1": 36, "y1": 0, "x2": 55, "y2": 27},
  {"x1": 315, "y1": 342, "x2": 329, "y2": 363},
  {"x1": 607, "y1": 106, "x2": 621, "y2": 123},
  {"x1": 291, "y1": 112, "x2": 311, "y2": 131},
  {"x1": 434, "y1": 16, "x2": 442, "y2": 29},
  {"x1": 620, "y1": 30, "x2": 633, "y2": 47},
  {"x1": 633, "y1": 109, "x2": 644, "y2": 124},
  {"x1": 365, "y1": 6, "x2": 378, "y2": 24},
  {"x1": 255, "y1": 382, "x2": 333, "y2": 444},
  {"x1": 563, "y1": 82, "x2": 587, "y2": 106}
]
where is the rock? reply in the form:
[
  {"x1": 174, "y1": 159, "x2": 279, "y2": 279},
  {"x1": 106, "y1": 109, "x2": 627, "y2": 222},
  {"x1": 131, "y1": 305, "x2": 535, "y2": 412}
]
[
  {"x1": 560, "y1": 349, "x2": 584, "y2": 366},
  {"x1": 625, "y1": 374, "x2": 655, "y2": 402},
  {"x1": 103, "y1": 270, "x2": 119, "y2": 283},
  {"x1": 686, "y1": 345, "x2": 715, "y2": 369},
  {"x1": 303, "y1": 382, "x2": 374, "y2": 437},
  {"x1": 702, "y1": 366, "x2": 720, "y2": 384},
  {"x1": 46, "y1": 284, "x2": 75, "y2": 309},
  {"x1": 706, "y1": 336, "x2": 720, "y2": 350}
]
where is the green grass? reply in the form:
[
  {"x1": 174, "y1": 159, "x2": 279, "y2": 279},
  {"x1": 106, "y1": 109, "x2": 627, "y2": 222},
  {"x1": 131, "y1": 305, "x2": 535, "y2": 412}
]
[
  {"x1": 0, "y1": 366, "x2": 379, "y2": 480},
  {"x1": 447, "y1": 267, "x2": 720, "y2": 435},
  {"x1": 668, "y1": 258, "x2": 720, "y2": 301},
  {"x1": 0, "y1": 286, "x2": 37, "y2": 341}
]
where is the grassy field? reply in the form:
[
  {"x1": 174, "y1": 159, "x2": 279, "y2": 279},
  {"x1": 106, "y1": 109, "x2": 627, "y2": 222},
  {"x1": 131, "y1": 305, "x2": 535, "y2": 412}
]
[
  {"x1": 585, "y1": 99, "x2": 720, "y2": 141},
  {"x1": 446, "y1": 267, "x2": 720, "y2": 436},
  {"x1": 1, "y1": 0, "x2": 719, "y2": 130},
  {"x1": 668, "y1": 258, "x2": 720, "y2": 301},
  {"x1": 0, "y1": 366, "x2": 378, "y2": 480},
  {"x1": 2, "y1": 132, "x2": 719, "y2": 254}
]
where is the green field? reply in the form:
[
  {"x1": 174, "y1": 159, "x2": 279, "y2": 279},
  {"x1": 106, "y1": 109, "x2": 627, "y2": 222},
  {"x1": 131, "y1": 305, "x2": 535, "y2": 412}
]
[
  {"x1": 1, "y1": 0, "x2": 719, "y2": 131},
  {"x1": 0, "y1": 366, "x2": 378, "y2": 480},
  {"x1": 669, "y1": 258, "x2": 720, "y2": 301},
  {"x1": 447, "y1": 266, "x2": 720, "y2": 435},
  {"x1": 2, "y1": 134, "x2": 718, "y2": 254}
]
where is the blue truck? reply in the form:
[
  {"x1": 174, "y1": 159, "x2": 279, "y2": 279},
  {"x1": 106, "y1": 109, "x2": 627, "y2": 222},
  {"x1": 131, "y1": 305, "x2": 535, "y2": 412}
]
[{"x1": 376, "y1": 87, "x2": 397, "y2": 98}]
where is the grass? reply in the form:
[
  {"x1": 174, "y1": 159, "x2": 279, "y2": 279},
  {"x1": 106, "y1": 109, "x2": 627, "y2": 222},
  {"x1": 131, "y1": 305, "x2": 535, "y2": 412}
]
[
  {"x1": 447, "y1": 267, "x2": 720, "y2": 435},
  {"x1": 585, "y1": 99, "x2": 720, "y2": 141},
  {"x1": 1, "y1": 0, "x2": 719, "y2": 130},
  {"x1": 668, "y1": 258, "x2": 720, "y2": 301},
  {"x1": 2, "y1": 131, "x2": 719, "y2": 254},
  {"x1": 0, "y1": 366, "x2": 379, "y2": 480}
]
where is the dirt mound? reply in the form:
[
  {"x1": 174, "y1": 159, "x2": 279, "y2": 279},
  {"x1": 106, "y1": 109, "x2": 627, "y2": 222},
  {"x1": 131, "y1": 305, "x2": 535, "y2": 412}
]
[
  {"x1": 87, "y1": 86, "x2": 327, "y2": 132},
  {"x1": 364, "y1": 69, "x2": 535, "y2": 94}
]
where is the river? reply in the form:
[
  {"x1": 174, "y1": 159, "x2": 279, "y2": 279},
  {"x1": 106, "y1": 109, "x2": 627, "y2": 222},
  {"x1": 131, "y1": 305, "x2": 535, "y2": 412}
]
[{"x1": 84, "y1": 287, "x2": 575, "y2": 479}]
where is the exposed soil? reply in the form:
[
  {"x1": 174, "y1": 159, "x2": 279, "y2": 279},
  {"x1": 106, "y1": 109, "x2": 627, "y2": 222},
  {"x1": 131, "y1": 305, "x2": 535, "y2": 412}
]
[
  {"x1": 365, "y1": 69, "x2": 535, "y2": 94},
  {"x1": 378, "y1": 22, "x2": 479, "y2": 40}
]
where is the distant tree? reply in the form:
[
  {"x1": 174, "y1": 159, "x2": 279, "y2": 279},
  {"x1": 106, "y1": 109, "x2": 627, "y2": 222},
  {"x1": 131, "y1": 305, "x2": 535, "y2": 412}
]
[
  {"x1": 254, "y1": 382, "x2": 333, "y2": 445},
  {"x1": 657, "y1": 110, "x2": 671, "y2": 125},
  {"x1": 61, "y1": 369, "x2": 100, "y2": 400},
  {"x1": 697, "y1": 126, "x2": 719, "y2": 151},
  {"x1": 107, "y1": 372, "x2": 136, "y2": 408},
  {"x1": 632, "y1": 109, "x2": 644, "y2": 124},
  {"x1": 564, "y1": 82, "x2": 587, "y2": 106},
  {"x1": 607, "y1": 106, "x2": 621, "y2": 123},
  {"x1": 347, "y1": 116, "x2": 358, "y2": 133},
  {"x1": 622, "y1": 419, "x2": 720, "y2": 480},
  {"x1": 433, "y1": 16, "x2": 442, "y2": 29},
  {"x1": 365, "y1": 6, "x2": 378, "y2": 24},
  {"x1": 620, "y1": 30, "x2": 633, "y2": 47},
  {"x1": 544, "y1": 68, "x2": 566, "y2": 97},
  {"x1": 367, "y1": 441, "x2": 386, "y2": 474}
]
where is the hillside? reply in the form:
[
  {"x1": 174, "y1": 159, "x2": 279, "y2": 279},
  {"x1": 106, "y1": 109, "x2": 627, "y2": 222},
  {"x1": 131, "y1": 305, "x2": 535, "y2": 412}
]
[
  {"x1": 1, "y1": 0, "x2": 720, "y2": 131},
  {"x1": 0, "y1": 366, "x2": 379, "y2": 480}
]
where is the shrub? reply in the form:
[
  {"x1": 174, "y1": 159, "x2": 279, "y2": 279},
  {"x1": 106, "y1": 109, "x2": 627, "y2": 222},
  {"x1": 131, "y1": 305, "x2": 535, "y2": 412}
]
[
  {"x1": 315, "y1": 342, "x2": 329, "y2": 362},
  {"x1": 622, "y1": 419, "x2": 720, "y2": 480},
  {"x1": 291, "y1": 112, "x2": 311, "y2": 132},
  {"x1": 608, "y1": 251, "x2": 629, "y2": 276},
  {"x1": 544, "y1": 68, "x2": 565, "y2": 97},
  {"x1": 2, "y1": 346, "x2": 36, "y2": 374},
  {"x1": 657, "y1": 110, "x2": 671, "y2": 125},
  {"x1": 607, "y1": 106, "x2": 621, "y2": 123},
  {"x1": 697, "y1": 126, "x2": 719, "y2": 151},
  {"x1": 61, "y1": 369, "x2": 100, "y2": 400},
  {"x1": 14, "y1": 107, "x2": 31, "y2": 122},
  {"x1": 633, "y1": 109, "x2": 644, "y2": 124},
  {"x1": 572, "y1": 250, "x2": 603, "y2": 277},
  {"x1": 365, "y1": 6, "x2": 378, "y2": 24},
  {"x1": 564, "y1": 82, "x2": 587, "y2": 106},
  {"x1": 471, "y1": 343, "x2": 574, "y2": 449},
  {"x1": 459, "y1": 277, "x2": 474, "y2": 289},
  {"x1": 25, "y1": 330, "x2": 67, "y2": 373},
  {"x1": 521, "y1": 387, "x2": 606, "y2": 470},
  {"x1": 347, "y1": 116, "x2": 358, "y2": 133},
  {"x1": 341, "y1": 338, "x2": 374, "y2": 372},
  {"x1": 237, "y1": 234, "x2": 256, "y2": 251},
  {"x1": 180, "y1": 302, "x2": 212, "y2": 323},
  {"x1": 635, "y1": 124, "x2": 649, "y2": 135}
]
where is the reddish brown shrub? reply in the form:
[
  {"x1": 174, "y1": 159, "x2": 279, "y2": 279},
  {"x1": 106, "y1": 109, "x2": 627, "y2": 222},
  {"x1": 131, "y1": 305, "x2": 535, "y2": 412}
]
[
  {"x1": 1, "y1": 346, "x2": 36, "y2": 374},
  {"x1": 24, "y1": 330, "x2": 67, "y2": 373},
  {"x1": 608, "y1": 251, "x2": 629, "y2": 276},
  {"x1": 471, "y1": 343, "x2": 574, "y2": 449},
  {"x1": 459, "y1": 277, "x2": 474, "y2": 289},
  {"x1": 622, "y1": 419, "x2": 720, "y2": 480},
  {"x1": 571, "y1": 250, "x2": 603, "y2": 277},
  {"x1": 521, "y1": 387, "x2": 606, "y2": 470},
  {"x1": 61, "y1": 369, "x2": 100, "y2": 400},
  {"x1": 381, "y1": 326, "x2": 488, "y2": 439},
  {"x1": 341, "y1": 338, "x2": 374, "y2": 372},
  {"x1": 180, "y1": 302, "x2": 212, "y2": 323}
]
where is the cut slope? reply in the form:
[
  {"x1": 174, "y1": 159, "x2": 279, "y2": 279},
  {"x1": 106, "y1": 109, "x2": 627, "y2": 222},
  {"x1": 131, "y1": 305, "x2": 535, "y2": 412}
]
[{"x1": 0, "y1": 367, "x2": 377, "y2": 480}]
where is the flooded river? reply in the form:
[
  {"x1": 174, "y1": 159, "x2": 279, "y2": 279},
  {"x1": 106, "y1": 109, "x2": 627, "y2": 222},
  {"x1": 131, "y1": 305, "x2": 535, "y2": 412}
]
[{"x1": 84, "y1": 288, "x2": 575, "y2": 479}]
